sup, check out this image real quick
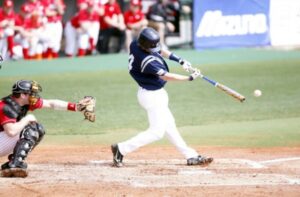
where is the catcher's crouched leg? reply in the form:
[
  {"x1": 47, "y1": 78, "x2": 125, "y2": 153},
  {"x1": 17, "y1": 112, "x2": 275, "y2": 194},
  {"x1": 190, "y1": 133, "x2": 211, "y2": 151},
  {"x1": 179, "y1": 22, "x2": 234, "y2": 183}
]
[{"x1": 1, "y1": 123, "x2": 45, "y2": 178}]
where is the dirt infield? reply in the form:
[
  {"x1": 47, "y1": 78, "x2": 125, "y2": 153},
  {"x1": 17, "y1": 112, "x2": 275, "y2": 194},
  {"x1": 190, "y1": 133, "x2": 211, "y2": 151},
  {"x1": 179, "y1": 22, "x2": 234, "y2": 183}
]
[{"x1": 1, "y1": 146, "x2": 300, "y2": 196}]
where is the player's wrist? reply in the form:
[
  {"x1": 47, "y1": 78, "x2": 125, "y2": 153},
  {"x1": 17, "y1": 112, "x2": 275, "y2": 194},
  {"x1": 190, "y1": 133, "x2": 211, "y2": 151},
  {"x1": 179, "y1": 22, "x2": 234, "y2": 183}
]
[
  {"x1": 169, "y1": 53, "x2": 182, "y2": 63},
  {"x1": 67, "y1": 102, "x2": 77, "y2": 111}
]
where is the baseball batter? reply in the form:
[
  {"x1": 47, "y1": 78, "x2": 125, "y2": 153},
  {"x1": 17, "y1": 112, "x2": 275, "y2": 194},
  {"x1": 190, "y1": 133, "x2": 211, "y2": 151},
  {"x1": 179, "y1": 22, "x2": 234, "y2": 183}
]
[
  {"x1": 111, "y1": 27, "x2": 213, "y2": 167},
  {"x1": 0, "y1": 80, "x2": 95, "y2": 177}
]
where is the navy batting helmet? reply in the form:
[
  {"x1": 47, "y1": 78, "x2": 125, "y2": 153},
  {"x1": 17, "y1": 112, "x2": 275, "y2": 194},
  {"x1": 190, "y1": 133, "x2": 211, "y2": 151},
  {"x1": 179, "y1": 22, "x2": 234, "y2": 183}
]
[{"x1": 138, "y1": 27, "x2": 160, "y2": 53}]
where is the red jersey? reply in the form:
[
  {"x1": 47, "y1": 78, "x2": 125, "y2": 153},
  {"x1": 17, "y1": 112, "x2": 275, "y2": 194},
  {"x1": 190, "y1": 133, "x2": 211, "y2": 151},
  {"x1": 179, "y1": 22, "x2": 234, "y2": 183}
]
[
  {"x1": 41, "y1": 0, "x2": 65, "y2": 23},
  {"x1": 124, "y1": 10, "x2": 144, "y2": 29},
  {"x1": 100, "y1": 2, "x2": 122, "y2": 30},
  {"x1": 0, "y1": 8, "x2": 16, "y2": 22},
  {"x1": 77, "y1": 0, "x2": 87, "y2": 6},
  {"x1": 24, "y1": 0, "x2": 44, "y2": 16},
  {"x1": 0, "y1": 98, "x2": 43, "y2": 132},
  {"x1": 15, "y1": 14, "x2": 40, "y2": 30},
  {"x1": 71, "y1": 10, "x2": 100, "y2": 28}
]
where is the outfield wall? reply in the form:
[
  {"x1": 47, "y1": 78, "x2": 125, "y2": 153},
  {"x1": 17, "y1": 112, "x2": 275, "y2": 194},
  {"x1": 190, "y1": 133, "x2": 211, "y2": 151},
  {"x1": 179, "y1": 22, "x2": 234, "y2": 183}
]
[{"x1": 193, "y1": 0, "x2": 300, "y2": 49}]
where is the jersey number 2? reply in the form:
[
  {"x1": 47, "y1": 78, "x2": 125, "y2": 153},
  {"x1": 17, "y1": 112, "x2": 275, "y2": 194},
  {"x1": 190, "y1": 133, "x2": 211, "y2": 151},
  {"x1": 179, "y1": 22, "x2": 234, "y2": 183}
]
[{"x1": 128, "y1": 54, "x2": 134, "y2": 71}]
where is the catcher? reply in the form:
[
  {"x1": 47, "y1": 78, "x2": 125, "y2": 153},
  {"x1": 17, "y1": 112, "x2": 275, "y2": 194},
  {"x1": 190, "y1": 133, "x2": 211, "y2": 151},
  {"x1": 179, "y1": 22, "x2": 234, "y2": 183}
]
[{"x1": 0, "y1": 80, "x2": 96, "y2": 178}]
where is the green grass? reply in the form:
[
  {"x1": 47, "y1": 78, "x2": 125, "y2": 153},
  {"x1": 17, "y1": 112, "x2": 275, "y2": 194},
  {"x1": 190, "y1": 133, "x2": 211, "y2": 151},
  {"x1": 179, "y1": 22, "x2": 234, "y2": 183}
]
[{"x1": 0, "y1": 49, "x2": 300, "y2": 147}]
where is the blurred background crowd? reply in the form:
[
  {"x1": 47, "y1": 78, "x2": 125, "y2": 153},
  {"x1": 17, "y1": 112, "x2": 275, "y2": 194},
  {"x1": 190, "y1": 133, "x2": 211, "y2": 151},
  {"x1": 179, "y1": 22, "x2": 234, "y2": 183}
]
[{"x1": 0, "y1": 0, "x2": 191, "y2": 61}]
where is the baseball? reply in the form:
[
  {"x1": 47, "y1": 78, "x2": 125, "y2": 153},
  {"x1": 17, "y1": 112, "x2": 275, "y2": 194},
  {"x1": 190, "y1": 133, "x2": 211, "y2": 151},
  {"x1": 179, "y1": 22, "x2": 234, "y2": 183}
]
[{"x1": 254, "y1": 89, "x2": 262, "y2": 97}]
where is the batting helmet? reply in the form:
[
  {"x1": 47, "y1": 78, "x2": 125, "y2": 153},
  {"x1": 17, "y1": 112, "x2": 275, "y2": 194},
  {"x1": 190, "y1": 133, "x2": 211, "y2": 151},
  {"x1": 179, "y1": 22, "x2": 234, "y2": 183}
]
[{"x1": 138, "y1": 27, "x2": 160, "y2": 53}]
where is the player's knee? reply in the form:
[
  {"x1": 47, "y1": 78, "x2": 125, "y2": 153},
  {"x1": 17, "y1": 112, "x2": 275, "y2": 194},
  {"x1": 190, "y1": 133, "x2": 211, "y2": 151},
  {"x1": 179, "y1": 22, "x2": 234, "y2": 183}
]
[
  {"x1": 21, "y1": 123, "x2": 45, "y2": 145},
  {"x1": 148, "y1": 128, "x2": 165, "y2": 140},
  {"x1": 21, "y1": 124, "x2": 39, "y2": 144},
  {"x1": 35, "y1": 123, "x2": 45, "y2": 142}
]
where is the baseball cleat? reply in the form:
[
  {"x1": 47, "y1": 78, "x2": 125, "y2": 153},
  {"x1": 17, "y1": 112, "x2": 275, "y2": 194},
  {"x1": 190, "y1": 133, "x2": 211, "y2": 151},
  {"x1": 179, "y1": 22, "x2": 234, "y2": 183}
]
[
  {"x1": 187, "y1": 155, "x2": 213, "y2": 166},
  {"x1": 1, "y1": 162, "x2": 28, "y2": 178},
  {"x1": 111, "y1": 144, "x2": 124, "y2": 167}
]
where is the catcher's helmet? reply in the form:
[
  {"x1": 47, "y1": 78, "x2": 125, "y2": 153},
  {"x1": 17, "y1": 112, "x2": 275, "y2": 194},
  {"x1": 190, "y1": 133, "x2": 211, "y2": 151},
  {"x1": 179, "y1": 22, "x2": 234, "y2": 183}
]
[
  {"x1": 12, "y1": 80, "x2": 42, "y2": 105},
  {"x1": 138, "y1": 27, "x2": 160, "y2": 53},
  {"x1": 12, "y1": 80, "x2": 33, "y2": 94}
]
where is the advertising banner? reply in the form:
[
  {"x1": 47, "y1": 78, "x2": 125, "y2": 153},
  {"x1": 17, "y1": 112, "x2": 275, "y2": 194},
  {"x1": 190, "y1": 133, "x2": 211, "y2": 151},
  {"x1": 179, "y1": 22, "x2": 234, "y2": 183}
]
[
  {"x1": 193, "y1": 0, "x2": 270, "y2": 49},
  {"x1": 270, "y1": 0, "x2": 300, "y2": 47}
]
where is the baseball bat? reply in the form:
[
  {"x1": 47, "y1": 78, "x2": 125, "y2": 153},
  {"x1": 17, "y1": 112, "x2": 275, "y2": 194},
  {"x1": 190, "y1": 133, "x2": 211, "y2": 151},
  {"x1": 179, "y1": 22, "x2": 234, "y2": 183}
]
[{"x1": 199, "y1": 74, "x2": 246, "y2": 102}]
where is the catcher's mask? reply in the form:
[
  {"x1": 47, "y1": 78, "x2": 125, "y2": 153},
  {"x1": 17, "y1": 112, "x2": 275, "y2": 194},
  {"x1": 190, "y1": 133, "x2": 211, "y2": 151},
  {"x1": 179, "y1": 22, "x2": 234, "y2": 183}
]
[{"x1": 12, "y1": 80, "x2": 42, "y2": 105}]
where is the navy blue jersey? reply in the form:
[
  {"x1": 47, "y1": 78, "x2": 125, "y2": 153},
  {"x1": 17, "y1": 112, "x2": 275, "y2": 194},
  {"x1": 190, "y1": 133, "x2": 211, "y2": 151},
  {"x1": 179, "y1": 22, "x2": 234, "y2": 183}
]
[{"x1": 128, "y1": 40, "x2": 169, "y2": 90}]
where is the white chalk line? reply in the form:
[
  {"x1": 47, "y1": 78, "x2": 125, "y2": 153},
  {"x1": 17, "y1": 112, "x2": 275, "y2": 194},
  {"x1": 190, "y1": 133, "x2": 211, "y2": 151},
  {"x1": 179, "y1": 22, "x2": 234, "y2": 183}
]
[
  {"x1": 237, "y1": 159, "x2": 266, "y2": 169},
  {"x1": 260, "y1": 157, "x2": 300, "y2": 164}
]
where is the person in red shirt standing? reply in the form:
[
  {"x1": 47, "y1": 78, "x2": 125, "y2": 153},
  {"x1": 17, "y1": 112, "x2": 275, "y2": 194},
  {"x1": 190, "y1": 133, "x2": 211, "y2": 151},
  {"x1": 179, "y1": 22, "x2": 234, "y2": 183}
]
[
  {"x1": 14, "y1": 4, "x2": 42, "y2": 60},
  {"x1": 0, "y1": 0, "x2": 17, "y2": 59},
  {"x1": 97, "y1": 0, "x2": 126, "y2": 54},
  {"x1": 123, "y1": 0, "x2": 148, "y2": 52},
  {"x1": 64, "y1": 2, "x2": 101, "y2": 57},
  {"x1": 41, "y1": 0, "x2": 66, "y2": 59},
  {"x1": 0, "y1": 80, "x2": 93, "y2": 177},
  {"x1": 64, "y1": 0, "x2": 90, "y2": 57},
  {"x1": 20, "y1": 0, "x2": 47, "y2": 60}
]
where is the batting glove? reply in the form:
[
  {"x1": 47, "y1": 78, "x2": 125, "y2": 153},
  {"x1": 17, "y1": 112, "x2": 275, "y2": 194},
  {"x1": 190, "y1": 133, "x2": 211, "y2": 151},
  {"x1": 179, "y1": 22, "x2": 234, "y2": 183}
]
[
  {"x1": 189, "y1": 68, "x2": 201, "y2": 81},
  {"x1": 179, "y1": 59, "x2": 193, "y2": 72}
]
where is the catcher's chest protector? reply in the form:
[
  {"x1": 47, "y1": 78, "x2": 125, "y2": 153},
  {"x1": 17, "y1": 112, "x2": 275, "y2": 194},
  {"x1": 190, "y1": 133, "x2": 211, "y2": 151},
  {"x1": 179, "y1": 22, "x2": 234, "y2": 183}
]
[{"x1": 2, "y1": 96, "x2": 29, "y2": 121}]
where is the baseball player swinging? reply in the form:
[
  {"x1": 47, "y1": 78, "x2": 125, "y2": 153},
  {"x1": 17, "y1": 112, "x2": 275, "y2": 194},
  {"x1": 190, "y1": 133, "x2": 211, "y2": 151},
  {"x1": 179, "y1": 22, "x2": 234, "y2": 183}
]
[
  {"x1": 0, "y1": 80, "x2": 95, "y2": 178},
  {"x1": 111, "y1": 27, "x2": 213, "y2": 167}
]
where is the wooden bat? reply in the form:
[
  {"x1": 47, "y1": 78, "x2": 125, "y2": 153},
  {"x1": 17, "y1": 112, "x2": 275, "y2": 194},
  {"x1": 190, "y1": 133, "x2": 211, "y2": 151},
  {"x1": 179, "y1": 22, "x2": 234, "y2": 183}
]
[{"x1": 200, "y1": 74, "x2": 246, "y2": 102}]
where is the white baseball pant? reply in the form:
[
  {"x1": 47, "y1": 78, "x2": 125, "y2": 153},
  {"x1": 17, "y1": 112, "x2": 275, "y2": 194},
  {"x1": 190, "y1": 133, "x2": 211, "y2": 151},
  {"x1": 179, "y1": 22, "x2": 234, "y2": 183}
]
[
  {"x1": 0, "y1": 131, "x2": 19, "y2": 157},
  {"x1": 0, "y1": 38, "x2": 8, "y2": 60},
  {"x1": 0, "y1": 28, "x2": 14, "y2": 60},
  {"x1": 118, "y1": 87, "x2": 199, "y2": 159},
  {"x1": 64, "y1": 21, "x2": 90, "y2": 55},
  {"x1": 87, "y1": 21, "x2": 100, "y2": 48},
  {"x1": 44, "y1": 21, "x2": 63, "y2": 53},
  {"x1": 64, "y1": 21, "x2": 77, "y2": 56}
]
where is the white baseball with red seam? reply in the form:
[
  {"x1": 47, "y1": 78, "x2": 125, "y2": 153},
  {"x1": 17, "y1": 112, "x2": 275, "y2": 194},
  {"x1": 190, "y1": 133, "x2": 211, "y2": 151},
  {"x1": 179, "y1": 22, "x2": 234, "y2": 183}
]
[{"x1": 254, "y1": 89, "x2": 262, "y2": 97}]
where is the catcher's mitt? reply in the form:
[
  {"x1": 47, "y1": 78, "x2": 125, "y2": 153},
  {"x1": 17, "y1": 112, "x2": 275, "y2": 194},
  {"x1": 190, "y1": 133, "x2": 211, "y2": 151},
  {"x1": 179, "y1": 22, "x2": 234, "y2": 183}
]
[{"x1": 77, "y1": 96, "x2": 96, "y2": 122}]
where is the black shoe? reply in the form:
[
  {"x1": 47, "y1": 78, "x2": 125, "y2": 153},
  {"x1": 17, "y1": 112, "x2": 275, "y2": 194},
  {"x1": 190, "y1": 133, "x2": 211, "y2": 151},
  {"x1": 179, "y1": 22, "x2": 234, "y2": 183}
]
[
  {"x1": 1, "y1": 161, "x2": 10, "y2": 170},
  {"x1": 187, "y1": 155, "x2": 213, "y2": 166},
  {"x1": 111, "y1": 144, "x2": 123, "y2": 167}
]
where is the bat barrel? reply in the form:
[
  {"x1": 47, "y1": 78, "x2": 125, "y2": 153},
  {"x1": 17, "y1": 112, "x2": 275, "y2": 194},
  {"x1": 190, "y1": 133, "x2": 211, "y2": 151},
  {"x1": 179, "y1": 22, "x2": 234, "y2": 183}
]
[
  {"x1": 198, "y1": 71, "x2": 246, "y2": 102},
  {"x1": 217, "y1": 83, "x2": 246, "y2": 102}
]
